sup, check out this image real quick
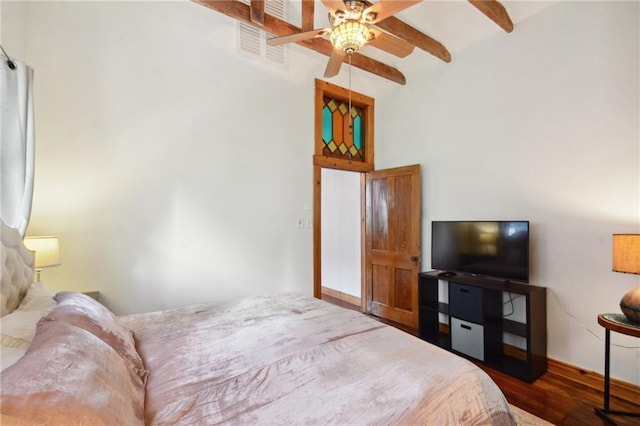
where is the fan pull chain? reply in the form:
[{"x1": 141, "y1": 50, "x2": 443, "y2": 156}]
[{"x1": 348, "y1": 54, "x2": 353, "y2": 135}]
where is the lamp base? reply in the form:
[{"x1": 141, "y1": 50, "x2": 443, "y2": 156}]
[{"x1": 620, "y1": 285, "x2": 640, "y2": 323}]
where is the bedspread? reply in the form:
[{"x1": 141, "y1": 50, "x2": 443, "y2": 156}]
[{"x1": 122, "y1": 293, "x2": 515, "y2": 425}]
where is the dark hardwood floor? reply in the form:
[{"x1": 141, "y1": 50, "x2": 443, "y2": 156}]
[
  {"x1": 322, "y1": 295, "x2": 640, "y2": 425},
  {"x1": 480, "y1": 360, "x2": 640, "y2": 425}
]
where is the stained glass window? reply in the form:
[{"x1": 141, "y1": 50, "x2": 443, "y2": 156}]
[{"x1": 321, "y1": 96, "x2": 365, "y2": 161}]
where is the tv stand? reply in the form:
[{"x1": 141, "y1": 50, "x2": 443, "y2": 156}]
[
  {"x1": 437, "y1": 271, "x2": 457, "y2": 278},
  {"x1": 418, "y1": 271, "x2": 547, "y2": 382}
]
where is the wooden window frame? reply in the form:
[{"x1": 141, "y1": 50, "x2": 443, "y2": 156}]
[
  {"x1": 313, "y1": 79, "x2": 375, "y2": 171},
  {"x1": 313, "y1": 79, "x2": 375, "y2": 309}
]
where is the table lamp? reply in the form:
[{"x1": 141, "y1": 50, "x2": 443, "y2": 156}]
[
  {"x1": 23, "y1": 236, "x2": 61, "y2": 282},
  {"x1": 612, "y1": 234, "x2": 640, "y2": 322}
]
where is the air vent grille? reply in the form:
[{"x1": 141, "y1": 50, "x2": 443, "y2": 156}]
[
  {"x1": 237, "y1": 0, "x2": 287, "y2": 68},
  {"x1": 239, "y1": 24, "x2": 262, "y2": 57},
  {"x1": 266, "y1": 44, "x2": 286, "y2": 65},
  {"x1": 265, "y1": 0, "x2": 284, "y2": 18}
]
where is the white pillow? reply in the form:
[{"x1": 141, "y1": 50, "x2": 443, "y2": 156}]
[
  {"x1": 0, "y1": 284, "x2": 56, "y2": 350},
  {"x1": 16, "y1": 283, "x2": 55, "y2": 313}
]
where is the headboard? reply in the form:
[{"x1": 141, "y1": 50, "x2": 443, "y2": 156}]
[{"x1": 0, "y1": 219, "x2": 34, "y2": 316}]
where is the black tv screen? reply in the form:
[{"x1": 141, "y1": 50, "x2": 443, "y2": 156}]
[{"x1": 431, "y1": 221, "x2": 530, "y2": 283}]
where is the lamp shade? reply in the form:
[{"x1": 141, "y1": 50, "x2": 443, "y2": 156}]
[
  {"x1": 613, "y1": 234, "x2": 640, "y2": 322},
  {"x1": 24, "y1": 237, "x2": 60, "y2": 269},
  {"x1": 329, "y1": 20, "x2": 370, "y2": 54},
  {"x1": 612, "y1": 234, "x2": 640, "y2": 274}
]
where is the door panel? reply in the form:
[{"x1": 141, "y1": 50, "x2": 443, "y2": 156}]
[
  {"x1": 372, "y1": 265, "x2": 390, "y2": 306},
  {"x1": 394, "y1": 269, "x2": 413, "y2": 311},
  {"x1": 392, "y1": 174, "x2": 412, "y2": 253},
  {"x1": 365, "y1": 165, "x2": 421, "y2": 329},
  {"x1": 371, "y1": 179, "x2": 389, "y2": 251}
]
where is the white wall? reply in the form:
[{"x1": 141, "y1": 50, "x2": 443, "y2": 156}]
[
  {"x1": 0, "y1": 1, "x2": 27, "y2": 61},
  {"x1": 321, "y1": 168, "x2": 361, "y2": 297},
  {"x1": 376, "y1": 2, "x2": 640, "y2": 385},
  {"x1": 2, "y1": 1, "x2": 321, "y2": 315}
]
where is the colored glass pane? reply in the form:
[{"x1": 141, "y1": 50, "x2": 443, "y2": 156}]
[
  {"x1": 332, "y1": 109, "x2": 343, "y2": 145},
  {"x1": 321, "y1": 96, "x2": 365, "y2": 161},
  {"x1": 344, "y1": 116, "x2": 353, "y2": 148},
  {"x1": 322, "y1": 106, "x2": 332, "y2": 143},
  {"x1": 353, "y1": 115, "x2": 362, "y2": 150}
]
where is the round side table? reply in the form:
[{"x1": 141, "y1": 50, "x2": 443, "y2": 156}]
[{"x1": 594, "y1": 313, "x2": 640, "y2": 425}]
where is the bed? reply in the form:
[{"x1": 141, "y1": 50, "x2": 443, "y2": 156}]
[{"x1": 0, "y1": 220, "x2": 517, "y2": 425}]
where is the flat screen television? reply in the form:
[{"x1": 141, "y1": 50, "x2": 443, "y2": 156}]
[{"x1": 431, "y1": 221, "x2": 530, "y2": 283}]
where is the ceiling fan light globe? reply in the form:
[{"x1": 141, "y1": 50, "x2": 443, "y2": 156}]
[{"x1": 330, "y1": 21, "x2": 370, "y2": 54}]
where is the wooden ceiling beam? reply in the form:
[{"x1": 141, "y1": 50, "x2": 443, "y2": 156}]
[
  {"x1": 468, "y1": 0, "x2": 514, "y2": 33},
  {"x1": 361, "y1": 1, "x2": 451, "y2": 63},
  {"x1": 250, "y1": 0, "x2": 265, "y2": 26},
  {"x1": 193, "y1": 0, "x2": 407, "y2": 85},
  {"x1": 301, "y1": 0, "x2": 315, "y2": 32}
]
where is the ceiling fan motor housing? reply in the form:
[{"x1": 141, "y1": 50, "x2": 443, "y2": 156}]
[{"x1": 329, "y1": 0, "x2": 371, "y2": 26}]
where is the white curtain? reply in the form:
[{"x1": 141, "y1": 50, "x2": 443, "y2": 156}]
[{"x1": 0, "y1": 56, "x2": 35, "y2": 236}]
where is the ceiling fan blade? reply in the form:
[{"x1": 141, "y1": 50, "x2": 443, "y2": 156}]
[
  {"x1": 365, "y1": 0, "x2": 422, "y2": 24},
  {"x1": 324, "y1": 49, "x2": 347, "y2": 78},
  {"x1": 267, "y1": 28, "x2": 330, "y2": 46},
  {"x1": 368, "y1": 28, "x2": 415, "y2": 58},
  {"x1": 321, "y1": 0, "x2": 347, "y2": 14}
]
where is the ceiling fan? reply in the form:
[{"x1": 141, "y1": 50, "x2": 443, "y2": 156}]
[{"x1": 267, "y1": 0, "x2": 422, "y2": 78}]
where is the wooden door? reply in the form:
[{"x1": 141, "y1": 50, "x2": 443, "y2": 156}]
[{"x1": 365, "y1": 165, "x2": 421, "y2": 329}]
